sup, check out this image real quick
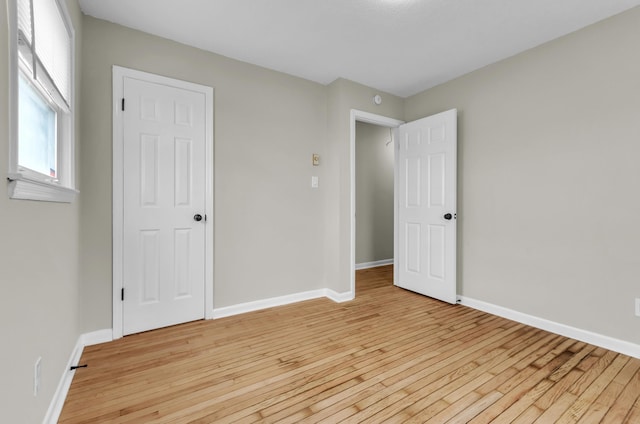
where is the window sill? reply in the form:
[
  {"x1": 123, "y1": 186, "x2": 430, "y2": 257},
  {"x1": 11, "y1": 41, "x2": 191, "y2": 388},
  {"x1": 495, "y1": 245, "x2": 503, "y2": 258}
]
[{"x1": 7, "y1": 173, "x2": 78, "y2": 203}]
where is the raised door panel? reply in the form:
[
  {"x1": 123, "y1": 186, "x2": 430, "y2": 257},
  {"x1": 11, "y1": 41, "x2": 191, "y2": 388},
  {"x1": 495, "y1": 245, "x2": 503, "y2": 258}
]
[
  {"x1": 427, "y1": 153, "x2": 445, "y2": 208},
  {"x1": 404, "y1": 222, "x2": 421, "y2": 274},
  {"x1": 404, "y1": 157, "x2": 422, "y2": 208},
  {"x1": 174, "y1": 137, "x2": 192, "y2": 207},
  {"x1": 427, "y1": 224, "x2": 445, "y2": 281},
  {"x1": 140, "y1": 134, "x2": 159, "y2": 207},
  {"x1": 140, "y1": 230, "x2": 160, "y2": 304},
  {"x1": 174, "y1": 228, "x2": 192, "y2": 299}
]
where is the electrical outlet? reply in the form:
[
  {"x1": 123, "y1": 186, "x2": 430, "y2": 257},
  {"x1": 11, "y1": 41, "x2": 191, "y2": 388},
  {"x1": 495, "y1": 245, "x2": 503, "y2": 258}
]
[
  {"x1": 34, "y1": 357, "x2": 42, "y2": 397},
  {"x1": 635, "y1": 298, "x2": 640, "y2": 317}
]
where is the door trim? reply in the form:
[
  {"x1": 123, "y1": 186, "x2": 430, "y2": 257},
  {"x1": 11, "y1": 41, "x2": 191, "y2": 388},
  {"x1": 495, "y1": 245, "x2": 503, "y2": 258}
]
[
  {"x1": 112, "y1": 66, "x2": 214, "y2": 339},
  {"x1": 350, "y1": 110, "x2": 404, "y2": 296}
]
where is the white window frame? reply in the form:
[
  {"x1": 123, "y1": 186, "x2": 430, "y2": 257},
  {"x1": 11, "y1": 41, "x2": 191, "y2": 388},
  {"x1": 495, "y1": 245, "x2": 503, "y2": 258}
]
[{"x1": 7, "y1": 0, "x2": 78, "y2": 202}]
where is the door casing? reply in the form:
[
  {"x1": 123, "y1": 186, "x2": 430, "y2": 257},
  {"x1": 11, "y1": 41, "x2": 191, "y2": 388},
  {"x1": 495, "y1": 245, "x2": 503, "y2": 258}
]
[
  {"x1": 112, "y1": 66, "x2": 215, "y2": 339},
  {"x1": 350, "y1": 110, "x2": 404, "y2": 296}
]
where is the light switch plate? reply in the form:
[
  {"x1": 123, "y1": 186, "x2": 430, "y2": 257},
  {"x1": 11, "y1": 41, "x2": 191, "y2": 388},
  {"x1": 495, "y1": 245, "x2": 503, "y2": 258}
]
[
  {"x1": 311, "y1": 176, "x2": 318, "y2": 188},
  {"x1": 312, "y1": 154, "x2": 320, "y2": 166}
]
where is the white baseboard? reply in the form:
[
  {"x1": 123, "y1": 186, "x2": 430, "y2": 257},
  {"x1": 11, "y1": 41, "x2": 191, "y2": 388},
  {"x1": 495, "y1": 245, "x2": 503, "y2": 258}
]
[
  {"x1": 325, "y1": 289, "x2": 355, "y2": 303},
  {"x1": 42, "y1": 337, "x2": 84, "y2": 424},
  {"x1": 43, "y1": 329, "x2": 113, "y2": 424},
  {"x1": 212, "y1": 290, "x2": 327, "y2": 319},
  {"x1": 355, "y1": 259, "x2": 393, "y2": 270},
  {"x1": 459, "y1": 296, "x2": 640, "y2": 359},
  {"x1": 212, "y1": 288, "x2": 355, "y2": 319},
  {"x1": 81, "y1": 329, "x2": 113, "y2": 346}
]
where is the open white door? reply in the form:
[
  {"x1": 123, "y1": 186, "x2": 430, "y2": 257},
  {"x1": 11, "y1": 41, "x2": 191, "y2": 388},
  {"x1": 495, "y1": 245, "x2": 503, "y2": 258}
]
[{"x1": 396, "y1": 109, "x2": 457, "y2": 304}]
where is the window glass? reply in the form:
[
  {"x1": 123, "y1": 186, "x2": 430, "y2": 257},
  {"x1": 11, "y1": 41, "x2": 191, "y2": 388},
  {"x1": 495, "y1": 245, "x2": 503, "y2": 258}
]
[{"x1": 18, "y1": 73, "x2": 57, "y2": 178}]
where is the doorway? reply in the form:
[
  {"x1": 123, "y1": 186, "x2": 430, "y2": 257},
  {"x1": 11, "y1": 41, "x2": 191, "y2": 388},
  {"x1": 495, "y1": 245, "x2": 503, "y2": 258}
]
[
  {"x1": 349, "y1": 110, "x2": 404, "y2": 296},
  {"x1": 350, "y1": 109, "x2": 458, "y2": 303},
  {"x1": 354, "y1": 122, "x2": 395, "y2": 271}
]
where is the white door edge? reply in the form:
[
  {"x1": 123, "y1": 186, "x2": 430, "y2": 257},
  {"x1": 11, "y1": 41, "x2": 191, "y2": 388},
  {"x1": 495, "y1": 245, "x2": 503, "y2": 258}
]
[
  {"x1": 112, "y1": 66, "x2": 215, "y2": 339},
  {"x1": 349, "y1": 109, "x2": 404, "y2": 297}
]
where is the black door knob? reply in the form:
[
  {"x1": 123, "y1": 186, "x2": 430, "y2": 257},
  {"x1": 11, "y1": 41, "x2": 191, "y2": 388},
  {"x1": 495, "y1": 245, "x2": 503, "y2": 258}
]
[
  {"x1": 194, "y1": 214, "x2": 203, "y2": 222},
  {"x1": 443, "y1": 213, "x2": 453, "y2": 220}
]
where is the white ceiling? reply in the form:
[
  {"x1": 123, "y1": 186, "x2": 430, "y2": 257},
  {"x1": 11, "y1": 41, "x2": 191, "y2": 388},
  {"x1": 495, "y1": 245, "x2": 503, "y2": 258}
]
[{"x1": 78, "y1": 0, "x2": 640, "y2": 98}]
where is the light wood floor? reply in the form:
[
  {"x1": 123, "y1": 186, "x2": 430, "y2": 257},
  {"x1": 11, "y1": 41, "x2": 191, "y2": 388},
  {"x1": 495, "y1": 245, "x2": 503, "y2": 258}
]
[{"x1": 59, "y1": 266, "x2": 640, "y2": 423}]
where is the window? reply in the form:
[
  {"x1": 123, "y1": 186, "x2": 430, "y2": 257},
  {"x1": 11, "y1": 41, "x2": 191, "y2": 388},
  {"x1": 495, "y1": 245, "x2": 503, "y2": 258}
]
[{"x1": 8, "y1": 0, "x2": 77, "y2": 202}]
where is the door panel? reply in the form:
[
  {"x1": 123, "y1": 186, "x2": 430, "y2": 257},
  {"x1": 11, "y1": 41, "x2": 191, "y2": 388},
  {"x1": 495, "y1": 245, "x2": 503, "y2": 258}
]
[
  {"x1": 428, "y1": 153, "x2": 445, "y2": 207},
  {"x1": 427, "y1": 224, "x2": 445, "y2": 279},
  {"x1": 174, "y1": 138, "x2": 192, "y2": 206},
  {"x1": 141, "y1": 230, "x2": 160, "y2": 303},
  {"x1": 406, "y1": 222, "x2": 421, "y2": 272},
  {"x1": 396, "y1": 109, "x2": 457, "y2": 304},
  {"x1": 174, "y1": 228, "x2": 192, "y2": 298},
  {"x1": 140, "y1": 134, "x2": 159, "y2": 206},
  {"x1": 123, "y1": 77, "x2": 206, "y2": 335}
]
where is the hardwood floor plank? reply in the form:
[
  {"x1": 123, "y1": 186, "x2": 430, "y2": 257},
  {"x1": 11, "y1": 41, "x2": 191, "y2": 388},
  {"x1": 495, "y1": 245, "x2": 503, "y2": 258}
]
[
  {"x1": 558, "y1": 354, "x2": 629, "y2": 423},
  {"x1": 58, "y1": 265, "x2": 640, "y2": 423},
  {"x1": 534, "y1": 369, "x2": 584, "y2": 410},
  {"x1": 511, "y1": 405, "x2": 544, "y2": 424},
  {"x1": 625, "y1": 399, "x2": 640, "y2": 423},
  {"x1": 534, "y1": 392, "x2": 579, "y2": 423},
  {"x1": 446, "y1": 391, "x2": 504, "y2": 424},
  {"x1": 576, "y1": 402, "x2": 609, "y2": 424},
  {"x1": 600, "y1": 368, "x2": 640, "y2": 424},
  {"x1": 469, "y1": 350, "x2": 582, "y2": 423},
  {"x1": 424, "y1": 391, "x2": 482, "y2": 423}
]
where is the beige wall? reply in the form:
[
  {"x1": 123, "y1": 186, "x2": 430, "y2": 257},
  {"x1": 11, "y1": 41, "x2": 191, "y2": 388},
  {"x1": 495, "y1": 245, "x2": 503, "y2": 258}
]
[
  {"x1": 0, "y1": 0, "x2": 83, "y2": 422},
  {"x1": 79, "y1": 16, "x2": 329, "y2": 331},
  {"x1": 406, "y1": 7, "x2": 640, "y2": 344},
  {"x1": 355, "y1": 122, "x2": 394, "y2": 264}
]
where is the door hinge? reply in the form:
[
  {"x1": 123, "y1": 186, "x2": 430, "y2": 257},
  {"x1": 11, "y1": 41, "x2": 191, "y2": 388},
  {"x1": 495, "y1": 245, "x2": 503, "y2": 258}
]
[
  {"x1": 121, "y1": 288, "x2": 124, "y2": 301},
  {"x1": 121, "y1": 98, "x2": 125, "y2": 111}
]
